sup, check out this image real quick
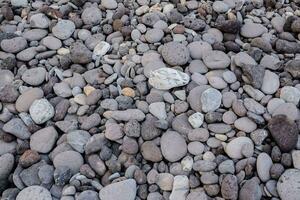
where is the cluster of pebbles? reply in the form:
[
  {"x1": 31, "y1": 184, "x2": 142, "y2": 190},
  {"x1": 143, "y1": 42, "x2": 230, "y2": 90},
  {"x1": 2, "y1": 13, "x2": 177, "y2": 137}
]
[{"x1": 0, "y1": 0, "x2": 300, "y2": 199}]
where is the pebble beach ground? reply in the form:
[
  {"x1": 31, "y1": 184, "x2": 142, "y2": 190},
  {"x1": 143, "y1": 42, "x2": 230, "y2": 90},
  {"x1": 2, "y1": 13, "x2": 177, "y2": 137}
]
[{"x1": 0, "y1": 0, "x2": 300, "y2": 199}]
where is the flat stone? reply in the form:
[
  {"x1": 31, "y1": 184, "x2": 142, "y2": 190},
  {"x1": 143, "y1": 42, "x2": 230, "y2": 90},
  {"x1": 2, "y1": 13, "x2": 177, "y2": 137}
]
[
  {"x1": 0, "y1": 37, "x2": 27, "y2": 53},
  {"x1": 268, "y1": 115, "x2": 298, "y2": 152},
  {"x1": 169, "y1": 175, "x2": 189, "y2": 200},
  {"x1": 277, "y1": 169, "x2": 300, "y2": 200},
  {"x1": 188, "y1": 112, "x2": 204, "y2": 128},
  {"x1": 202, "y1": 50, "x2": 230, "y2": 69},
  {"x1": 280, "y1": 86, "x2": 300, "y2": 105},
  {"x1": 261, "y1": 70, "x2": 279, "y2": 94},
  {"x1": 30, "y1": 126, "x2": 58, "y2": 153},
  {"x1": 161, "y1": 131, "x2": 187, "y2": 162},
  {"x1": 103, "y1": 109, "x2": 145, "y2": 121},
  {"x1": 3, "y1": 118, "x2": 31, "y2": 139},
  {"x1": 225, "y1": 136, "x2": 254, "y2": 159},
  {"x1": 161, "y1": 42, "x2": 190, "y2": 66},
  {"x1": 241, "y1": 22, "x2": 268, "y2": 38},
  {"x1": 0, "y1": 153, "x2": 14, "y2": 179},
  {"x1": 53, "y1": 151, "x2": 83, "y2": 174},
  {"x1": 239, "y1": 179, "x2": 262, "y2": 200},
  {"x1": 29, "y1": 99, "x2": 55, "y2": 124},
  {"x1": 257, "y1": 153, "x2": 273, "y2": 182},
  {"x1": 234, "y1": 117, "x2": 257, "y2": 133},
  {"x1": 52, "y1": 20, "x2": 75, "y2": 40},
  {"x1": 21, "y1": 67, "x2": 47, "y2": 86},
  {"x1": 16, "y1": 186, "x2": 52, "y2": 200},
  {"x1": 149, "y1": 102, "x2": 167, "y2": 120},
  {"x1": 149, "y1": 68, "x2": 190, "y2": 90},
  {"x1": 67, "y1": 130, "x2": 91, "y2": 153},
  {"x1": 99, "y1": 179, "x2": 137, "y2": 200},
  {"x1": 200, "y1": 88, "x2": 222, "y2": 113},
  {"x1": 221, "y1": 174, "x2": 238, "y2": 200}
]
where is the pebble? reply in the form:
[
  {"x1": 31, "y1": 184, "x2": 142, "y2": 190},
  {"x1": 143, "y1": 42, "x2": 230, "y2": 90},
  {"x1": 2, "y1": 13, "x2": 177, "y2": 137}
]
[
  {"x1": 53, "y1": 151, "x2": 83, "y2": 174},
  {"x1": 30, "y1": 126, "x2": 58, "y2": 153},
  {"x1": 149, "y1": 102, "x2": 167, "y2": 120},
  {"x1": 201, "y1": 88, "x2": 222, "y2": 113},
  {"x1": 239, "y1": 178, "x2": 262, "y2": 200},
  {"x1": 277, "y1": 169, "x2": 300, "y2": 200},
  {"x1": 11, "y1": 0, "x2": 28, "y2": 7},
  {"x1": 161, "y1": 42, "x2": 190, "y2": 66},
  {"x1": 99, "y1": 179, "x2": 137, "y2": 200},
  {"x1": 268, "y1": 115, "x2": 298, "y2": 152},
  {"x1": 157, "y1": 173, "x2": 174, "y2": 191},
  {"x1": 221, "y1": 174, "x2": 238, "y2": 200},
  {"x1": 70, "y1": 42, "x2": 92, "y2": 64},
  {"x1": 188, "y1": 112, "x2": 204, "y2": 128},
  {"x1": 16, "y1": 186, "x2": 52, "y2": 200},
  {"x1": 141, "y1": 141, "x2": 163, "y2": 162},
  {"x1": 41, "y1": 36, "x2": 62, "y2": 50},
  {"x1": 1, "y1": 37, "x2": 27, "y2": 53},
  {"x1": 3, "y1": 118, "x2": 31, "y2": 139},
  {"x1": 225, "y1": 137, "x2": 254, "y2": 159},
  {"x1": 234, "y1": 117, "x2": 257, "y2": 133},
  {"x1": 241, "y1": 22, "x2": 268, "y2": 38},
  {"x1": 93, "y1": 41, "x2": 111, "y2": 59},
  {"x1": 103, "y1": 109, "x2": 145, "y2": 121},
  {"x1": 67, "y1": 130, "x2": 91, "y2": 153},
  {"x1": 261, "y1": 70, "x2": 280, "y2": 94},
  {"x1": 81, "y1": 6, "x2": 102, "y2": 25},
  {"x1": 0, "y1": 84, "x2": 19, "y2": 103},
  {"x1": 257, "y1": 153, "x2": 273, "y2": 182},
  {"x1": 280, "y1": 86, "x2": 300, "y2": 105},
  {"x1": 213, "y1": 1, "x2": 230, "y2": 13},
  {"x1": 161, "y1": 131, "x2": 187, "y2": 162},
  {"x1": 145, "y1": 29, "x2": 164, "y2": 43},
  {"x1": 101, "y1": 0, "x2": 118, "y2": 9},
  {"x1": 169, "y1": 175, "x2": 189, "y2": 200},
  {"x1": 0, "y1": 153, "x2": 14, "y2": 179},
  {"x1": 187, "y1": 41, "x2": 212, "y2": 59},
  {"x1": 16, "y1": 88, "x2": 44, "y2": 112},
  {"x1": 149, "y1": 68, "x2": 190, "y2": 90},
  {"x1": 21, "y1": 67, "x2": 46, "y2": 86},
  {"x1": 202, "y1": 50, "x2": 230, "y2": 69},
  {"x1": 29, "y1": 99, "x2": 55, "y2": 124},
  {"x1": 292, "y1": 150, "x2": 300, "y2": 169},
  {"x1": 30, "y1": 13, "x2": 50, "y2": 29}
]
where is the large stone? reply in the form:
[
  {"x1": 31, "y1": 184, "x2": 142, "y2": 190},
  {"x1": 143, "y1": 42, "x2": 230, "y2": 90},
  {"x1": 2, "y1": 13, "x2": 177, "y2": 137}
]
[
  {"x1": 70, "y1": 42, "x2": 92, "y2": 64},
  {"x1": 53, "y1": 151, "x2": 83, "y2": 174},
  {"x1": 256, "y1": 153, "x2": 273, "y2": 182},
  {"x1": 161, "y1": 131, "x2": 187, "y2": 162},
  {"x1": 30, "y1": 126, "x2": 58, "y2": 153},
  {"x1": 169, "y1": 175, "x2": 189, "y2": 200},
  {"x1": 200, "y1": 88, "x2": 222, "y2": 113},
  {"x1": 149, "y1": 68, "x2": 190, "y2": 90},
  {"x1": 3, "y1": 118, "x2": 31, "y2": 139},
  {"x1": 67, "y1": 130, "x2": 91, "y2": 153},
  {"x1": 21, "y1": 67, "x2": 46, "y2": 86},
  {"x1": 16, "y1": 186, "x2": 52, "y2": 200},
  {"x1": 277, "y1": 169, "x2": 300, "y2": 200},
  {"x1": 161, "y1": 42, "x2": 190, "y2": 66},
  {"x1": 261, "y1": 70, "x2": 279, "y2": 94},
  {"x1": 241, "y1": 22, "x2": 268, "y2": 38},
  {"x1": 239, "y1": 179, "x2": 262, "y2": 200},
  {"x1": 99, "y1": 179, "x2": 137, "y2": 200},
  {"x1": 239, "y1": 64, "x2": 265, "y2": 89},
  {"x1": 280, "y1": 86, "x2": 300, "y2": 105},
  {"x1": 221, "y1": 174, "x2": 238, "y2": 200},
  {"x1": 29, "y1": 99, "x2": 55, "y2": 124},
  {"x1": 202, "y1": 50, "x2": 230, "y2": 69},
  {"x1": 268, "y1": 115, "x2": 298, "y2": 152},
  {"x1": 225, "y1": 137, "x2": 254, "y2": 159},
  {"x1": 52, "y1": 20, "x2": 75, "y2": 40}
]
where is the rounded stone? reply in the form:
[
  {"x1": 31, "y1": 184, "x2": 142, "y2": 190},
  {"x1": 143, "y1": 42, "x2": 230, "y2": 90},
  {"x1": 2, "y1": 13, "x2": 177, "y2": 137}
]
[
  {"x1": 29, "y1": 99, "x2": 55, "y2": 124},
  {"x1": 30, "y1": 126, "x2": 58, "y2": 153},
  {"x1": 16, "y1": 186, "x2": 52, "y2": 200},
  {"x1": 277, "y1": 169, "x2": 300, "y2": 200},
  {"x1": 145, "y1": 28, "x2": 164, "y2": 43},
  {"x1": 81, "y1": 7, "x2": 102, "y2": 25},
  {"x1": 201, "y1": 88, "x2": 222, "y2": 113},
  {"x1": 256, "y1": 152, "x2": 273, "y2": 182},
  {"x1": 202, "y1": 50, "x2": 230, "y2": 69},
  {"x1": 161, "y1": 42, "x2": 190, "y2": 66},
  {"x1": 53, "y1": 151, "x2": 84, "y2": 174},
  {"x1": 161, "y1": 131, "x2": 187, "y2": 162},
  {"x1": 21, "y1": 67, "x2": 47, "y2": 86},
  {"x1": 225, "y1": 137, "x2": 254, "y2": 159},
  {"x1": 1, "y1": 37, "x2": 27, "y2": 53},
  {"x1": 52, "y1": 20, "x2": 75, "y2": 40}
]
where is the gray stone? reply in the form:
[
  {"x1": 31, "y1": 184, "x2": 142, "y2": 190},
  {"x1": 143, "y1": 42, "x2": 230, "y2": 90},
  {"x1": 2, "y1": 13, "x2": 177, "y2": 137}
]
[
  {"x1": 257, "y1": 152, "x2": 273, "y2": 182},
  {"x1": 3, "y1": 118, "x2": 31, "y2": 139},
  {"x1": 52, "y1": 20, "x2": 75, "y2": 40},
  {"x1": 103, "y1": 109, "x2": 145, "y2": 121},
  {"x1": 161, "y1": 42, "x2": 190, "y2": 66},
  {"x1": 81, "y1": 6, "x2": 102, "y2": 25},
  {"x1": 53, "y1": 151, "x2": 83, "y2": 174},
  {"x1": 0, "y1": 37, "x2": 27, "y2": 53},
  {"x1": 0, "y1": 153, "x2": 14, "y2": 179},
  {"x1": 30, "y1": 126, "x2": 58, "y2": 153},
  {"x1": 161, "y1": 131, "x2": 187, "y2": 162},
  {"x1": 202, "y1": 50, "x2": 230, "y2": 69},
  {"x1": 201, "y1": 88, "x2": 222, "y2": 113},
  {"x1": 67, "y1": 130, "x2": 91, "y2": 153},
  {"x1": 29, "y1": 99, "x2": 55, "y2": 124},
  {"x1": 99, "y1": 179, "x2": 137, "y2": 200},
  {"x1": 21, "y1": 67, "x2": 47, "y2": 86},
  {"x1": 241, "y1": 22, "x2": 268, "y2": 38},
  {"x1": 30, "y1": 13, "x2": 50, "y2": 29},
  {"x1": 16, "y1": 186, "x2": 52, "y2": 200},
  {"x1": 277, "y1": 169, "x2": 300, "y2": 200}
]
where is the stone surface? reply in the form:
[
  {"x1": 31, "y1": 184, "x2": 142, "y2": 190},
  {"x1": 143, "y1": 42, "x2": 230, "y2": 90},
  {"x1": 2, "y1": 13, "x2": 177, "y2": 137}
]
[
  {"x1": 261, "y1": 70, "x2": 280, "y2": 94},
  {"x1": 161, "y1": 131, "x2": 187, "y2": 162},
  {"x1": 225, "y1": 137, "x2": 254, "y2": 159},
  {"x1": 3, "y1": 118, "x2": 31, "y2": 139},
  {"x1": 30, "y1": 126, "x2": 58, "y2": 153},
  {"x1": 277, "y1": 169, "x2": 300, "y2": 200},
  {"x1": 149, "y1": 68, "x2": 190, "y2": 90},
  {"x1": 268, "y1": 115, "x2": 298, "y2": 152},
  {"x1": 16, "y1": 186, "x2": 52, "y2": 200},
  {"x1": 22, "y1": 67, "x2": 46, "y2": 86},
  {"x1": 29, "y1": 99, "x2": 55, "y2": 124},
  {"x1": 202, "y1": 50, "x2": 230, "y2": 69},
  {"x1": 257, "y1": 153, "x2": 273, "y2": 182},
  {"x1": 161, "y1": 42, "x2": 190, "y2": 66},
  {"x1": 200, "y1": 88, "x2": 222, "y2": 113},
  {"x1": 99, "y1": 179, "x2": 137, "y2": 200},
  {"x1": 52, "y1": 20, "x2": 75, "y2": 40}
]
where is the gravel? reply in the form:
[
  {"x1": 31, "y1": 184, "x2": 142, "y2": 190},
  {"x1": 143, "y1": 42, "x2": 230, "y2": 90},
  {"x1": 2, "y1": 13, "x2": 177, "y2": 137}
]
[{"x1": 1, "y1": 1, "x2": 300, "y2": 199}]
